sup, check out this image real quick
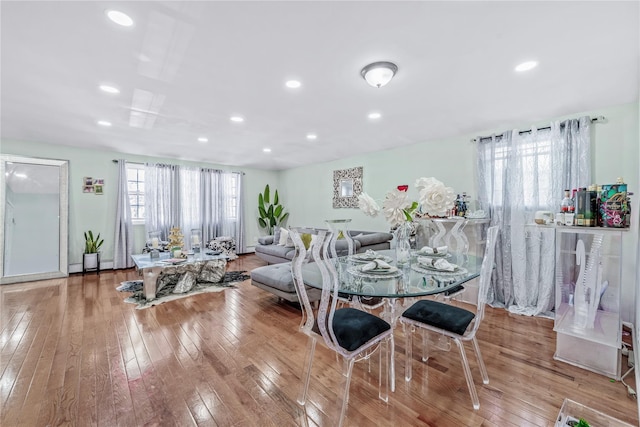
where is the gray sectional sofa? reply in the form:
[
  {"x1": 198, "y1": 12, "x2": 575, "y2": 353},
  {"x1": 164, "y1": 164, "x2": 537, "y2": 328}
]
[
  {"x1": 254, "y1": 229, "x2": 393, "y2": 264},
  {"x1": 251, "y1": 228, "x2": 393, "y2": 304}
]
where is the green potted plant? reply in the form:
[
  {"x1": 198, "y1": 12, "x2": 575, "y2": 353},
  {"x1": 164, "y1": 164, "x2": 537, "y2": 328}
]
[
  {"x1": 258, "y1": 184, "x2": 289, "y2": 235},
  {"x1": 83, "y1": 230, "x2": 104, "y2": 273}
]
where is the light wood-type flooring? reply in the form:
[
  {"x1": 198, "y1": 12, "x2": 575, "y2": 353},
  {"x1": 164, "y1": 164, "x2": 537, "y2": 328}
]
[{"x1": 1, "y1": 254, "x2": 638, "y2": 426}]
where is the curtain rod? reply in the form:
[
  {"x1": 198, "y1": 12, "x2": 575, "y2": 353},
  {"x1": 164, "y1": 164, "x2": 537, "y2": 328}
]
[
  {"x1": 111, "y1": 159, "x2": 246, "y2": 175},
  {"x1": 471, "y1": 115, "x2": 606, "y2": 143}
]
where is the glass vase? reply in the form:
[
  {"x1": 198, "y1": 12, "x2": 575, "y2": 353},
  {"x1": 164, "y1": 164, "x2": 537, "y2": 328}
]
[{"x1": 395, "y1": 222, "x2": 412, "y2": 266}]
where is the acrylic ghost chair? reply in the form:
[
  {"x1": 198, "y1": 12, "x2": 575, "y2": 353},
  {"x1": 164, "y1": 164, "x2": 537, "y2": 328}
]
[
  {"x1": 399, "y1": 225, "x2": 499, "y2": 410},
  {"x1": 289, "y1": 227, "x2": 394, "y2": 427}
]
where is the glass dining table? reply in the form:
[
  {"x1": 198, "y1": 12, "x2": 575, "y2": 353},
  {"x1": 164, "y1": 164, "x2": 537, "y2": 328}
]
[{"x1": 301, "y1": 249, "x2": 482, "y2": 317}]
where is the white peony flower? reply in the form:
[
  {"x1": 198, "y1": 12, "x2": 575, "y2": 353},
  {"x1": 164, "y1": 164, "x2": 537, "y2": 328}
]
[
  {"x1": 415, "y1": 177, "x2": 456, "y2": 217},
  {"x1": 382, "y1": 189, "x2": 412, "y2": 227},
  {"x1": 357, "y1": 192, "x2": 380, "y2": 217}
]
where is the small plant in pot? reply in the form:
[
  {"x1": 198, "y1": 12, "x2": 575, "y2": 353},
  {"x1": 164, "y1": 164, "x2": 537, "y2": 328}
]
[{"x1": 83, "y1": 230, "x2": 104, "y2": 272}]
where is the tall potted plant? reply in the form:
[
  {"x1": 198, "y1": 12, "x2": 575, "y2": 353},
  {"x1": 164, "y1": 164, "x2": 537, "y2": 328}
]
[
  {"x1": 83, "y1": 230, "x2": 104, "y2": 273},
  {"x1": 258, "y1": 184, "x2": 289, "y2": 235}
]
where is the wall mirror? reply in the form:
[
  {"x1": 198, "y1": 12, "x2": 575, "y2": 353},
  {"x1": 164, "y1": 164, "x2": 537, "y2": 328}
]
[
  {"x1": 1, "y1": 155, "x2": 69, "y2": 284},
  {"x1": 333, "y1": 166, "x2": 363, "y2": 208}
]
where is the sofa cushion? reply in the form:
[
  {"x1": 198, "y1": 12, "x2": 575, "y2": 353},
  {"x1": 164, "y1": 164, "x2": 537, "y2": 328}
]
[
  {"x1": 255, "y1": 243, "x2": 295, "y2": 259},
  {"x1": 352, "y1": 232, "x2": 393, "y2": 247},
  {"x1": 258, "y1": 235, "x2": 274, "y2": 245},
  {"x1": 251, "y1": 263, "x2": 295, "y2": 293}
]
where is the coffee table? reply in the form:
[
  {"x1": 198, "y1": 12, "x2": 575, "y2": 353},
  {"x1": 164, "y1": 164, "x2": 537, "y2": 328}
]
[{"x1": 131, "y1": 252, "x2": 228, "y2": 300}]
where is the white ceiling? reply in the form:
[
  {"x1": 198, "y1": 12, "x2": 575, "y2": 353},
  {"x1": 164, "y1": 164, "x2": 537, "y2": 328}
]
[{"x1": 1, "y1": 1, "x2": 638, "y2": 171}]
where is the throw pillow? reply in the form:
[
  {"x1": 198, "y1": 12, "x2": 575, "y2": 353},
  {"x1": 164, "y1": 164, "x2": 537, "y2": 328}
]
[
  {"x1": 273, "y1": 227, "x2": 282, "y2": 244},
  {"x1": 301, "y1": 233, "x2": 312, "y2": 250},
  {"x1": 278, "y1": 228, "x2": 289, "y2": 246}
]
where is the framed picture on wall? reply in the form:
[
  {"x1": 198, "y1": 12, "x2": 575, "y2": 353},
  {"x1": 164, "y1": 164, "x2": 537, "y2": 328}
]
[{"x1": 94, "y1": 185, "x2": 104, "y2": 195}]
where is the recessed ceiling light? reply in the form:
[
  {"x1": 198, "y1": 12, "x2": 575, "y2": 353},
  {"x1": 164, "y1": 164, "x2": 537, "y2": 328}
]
[
  {"x1": 263, "y1": 148, "x2": 272, "y2": 153},
  {"x1": 368, "y1": 112, "x2": 382, "y2": 120},
  {"x1": 306, "y1": 133, "x2": 317, "y2": 140},
  {"x1": 106, "y1": 10, "x2": 134, "y2": 27},
  {"x1": 230, "y1": 116, "x2": 244, "y2": 123},
  {"x1": 515, "y1": 61, "x2": 538, "y2": 72},
  {"x1": 97, "y1": 120, "x2": 112, "y2": 127},
  {"x1": 197, "y1": 137, "x2": 208, "y2": 143},
  {"x1": 285, "y1": 80, "x2": 301, "y2": 89},
  {"x1": 99, "y1": 84, "x2": 120, "y2": 94}
]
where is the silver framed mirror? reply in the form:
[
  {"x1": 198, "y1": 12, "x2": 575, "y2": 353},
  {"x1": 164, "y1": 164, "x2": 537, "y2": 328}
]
[
  {"x1": 333, "y1": 166, "x2": 363, "y2": 208},
  {"x1": 1, "y1": 155, "x2": 69, "y2": 284}
]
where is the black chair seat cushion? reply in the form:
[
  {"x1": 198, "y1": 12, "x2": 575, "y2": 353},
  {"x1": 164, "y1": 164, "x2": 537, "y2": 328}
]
[
  {"x1": 314, "y1": 308, "x2": 391, "y2": 352},
  {"x1": 402, "y1": 300, "x2": 475, "y2": 336}
]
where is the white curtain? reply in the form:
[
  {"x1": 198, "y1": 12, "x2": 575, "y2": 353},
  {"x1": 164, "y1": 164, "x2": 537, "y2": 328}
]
[
  {"x1": 113, "y1": 160, "x2": 134, "y2": 268},
  {"x1": 200, "y1": 169, "x2": 245, "y2": 252},
  {"x1": 146, "y1": 164, "x2": 245, "y2": 252},
  {"x1": 477, "y1": 117, "x2": 591, "y2": 316},
  {"x1": 145, "y1": 163, "x2": 180, "y2": 239}
]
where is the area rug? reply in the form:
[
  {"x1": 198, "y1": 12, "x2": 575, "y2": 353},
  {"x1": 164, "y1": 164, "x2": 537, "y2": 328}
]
[{"x1": 117, "y1": 271, "x2": 250, "y2": 310}]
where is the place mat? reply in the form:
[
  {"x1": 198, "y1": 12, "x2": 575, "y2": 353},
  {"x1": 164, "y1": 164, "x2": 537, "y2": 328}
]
[
  {"x1": 411, "y1": 264, "x2": 468, "y2": 277},
  {"x1": 349, "y1": 253, "x2": 393, "y2": 264}
]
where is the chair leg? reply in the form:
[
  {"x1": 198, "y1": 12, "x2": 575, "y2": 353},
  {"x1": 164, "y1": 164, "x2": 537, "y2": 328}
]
[
  {"x1": 389, "y1": 333, "x2": 395, "y2": 392},
  {"x1": 297, "y1": 337, "x2": 317, "y2": 405},
  {"x1": 453, "y1": 338, "x2": 480, "y2": 410},
  {"x1": 378, "y1": 337, "x2": 389, "y2": 403},
  {"x1": 472, "y1": 337, "x2": 489, "y2": 384},
  {"x1": 337, "y1": 358, "x2": 355, "y2": 427},
  {"x1": 404, "y1": 324, "x2": 413, "y2": 382},
  {"x1": 421, "y1": 328, "x2": 430, "y2": 362}
]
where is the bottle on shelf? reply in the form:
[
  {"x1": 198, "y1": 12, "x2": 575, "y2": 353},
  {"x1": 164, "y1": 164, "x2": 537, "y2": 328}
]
[{"x1": 561, "y1": 190, "x2": 574, "y2": 212}]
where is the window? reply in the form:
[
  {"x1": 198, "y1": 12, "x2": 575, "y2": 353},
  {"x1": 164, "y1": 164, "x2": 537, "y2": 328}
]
[
  {"x1": 126, "y1": 163, "x2": 145, "y2": 222},
  {"x1": 225, "y1": 173, "x2": 239, "y2": 221},
  {"x1": 479, "y1": 130, "x2": 552, "y2": 210}
]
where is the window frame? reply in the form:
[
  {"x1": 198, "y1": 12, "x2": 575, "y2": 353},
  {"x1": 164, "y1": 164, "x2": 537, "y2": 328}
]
[{"x1": 126, "y1": 163, "x2": 145, "y2": 225}]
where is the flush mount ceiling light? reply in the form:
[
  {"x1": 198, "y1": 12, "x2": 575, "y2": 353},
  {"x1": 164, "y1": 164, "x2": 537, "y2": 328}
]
[
  {"x1": 361, "y1": 61, "x2": 398, "y2": 88},
  {"x1": 197, "y1": 137, "x2": 208, "y2": 143},
  {"x1": 306, "y1": 133, "x2": 317, "y2": 140},
  {"x1": 515, "y1": 60, "x2": 538, "y2": 72},
  {"x1": 368, "y1": 112, "x2": 382, "y2": 120},
  {"x1": 106, "y1": 10, "x2": 134, "y2": 27},
  {"x1": 230, "y1": 116, "x2": 244, "y2": 123},
  {"x1": 263, "y1": 148, "x2": 272, "y2": 153},
  {"x1": 97, "y1": 120, "x2": 112, "y2": 127}
]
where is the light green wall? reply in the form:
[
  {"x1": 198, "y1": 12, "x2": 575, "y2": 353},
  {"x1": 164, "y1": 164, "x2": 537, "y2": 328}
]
[
  {"x1": 279, "y1": 102, "x2": 639, "y2": 320},
  {"x1": 0, "y1": 140, "x2": 279, "y2": 268}
]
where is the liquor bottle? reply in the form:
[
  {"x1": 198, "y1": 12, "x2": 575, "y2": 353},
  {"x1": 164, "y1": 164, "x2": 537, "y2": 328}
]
[{"x1": 561, "y1": 190, "x2": 573, "y2": 212}]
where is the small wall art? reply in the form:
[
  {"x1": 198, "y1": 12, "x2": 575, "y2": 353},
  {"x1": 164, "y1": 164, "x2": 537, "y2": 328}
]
[
  {"x1": 83, "y1": 177, "x2": 105, "y2": 195},
  {"x1": 333, "y1": 166, "x2": 363, "y2": 208}
]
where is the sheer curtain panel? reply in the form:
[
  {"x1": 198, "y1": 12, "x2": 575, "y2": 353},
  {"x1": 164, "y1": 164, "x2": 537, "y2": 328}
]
[
  {"x1": 113, "y1": 160, "x2": 134, "y2": 269},
  {"x1": 477, "y1": 117, "x2": 591, "y2": 316},
  {"x1": 145, "y1": 163, "x2": 180, "y2": 239}
]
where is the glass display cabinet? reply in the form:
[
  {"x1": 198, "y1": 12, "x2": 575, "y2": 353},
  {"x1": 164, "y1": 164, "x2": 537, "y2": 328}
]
[{"x1": 554, "y1": 226, "x2": 627, "y2": 379}]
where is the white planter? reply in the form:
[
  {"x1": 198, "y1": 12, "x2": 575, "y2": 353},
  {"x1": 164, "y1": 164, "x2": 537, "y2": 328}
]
[{"x1": 83, "y1": 252, "x2": 100, "y2": 273}]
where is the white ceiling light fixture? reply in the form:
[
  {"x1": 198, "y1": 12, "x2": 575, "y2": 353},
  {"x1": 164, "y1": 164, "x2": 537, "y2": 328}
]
[
  {"x1": 106, "y1": 10, "x2": 134, "y2": 27},
  {"x1": 14, "y1": 173, "x2": 27, "y2": 179},
  {"x1": 361, "y1": 61, "x2": 398, "y2": 88},
  {"x1": 197, "y1": 137, "x2": 208, "y2": 143},
  {"x1": 230, "y1": 116, "x2": 244, "y2": 123},
  {"x1": 515, "y1": 60, "x2": 538, "y2": 72},
  {"x1": 368, "y1": 112, "x2": 382, "y2": 120},
  {"x1": 285, "y1": 80, "x2": 301, "y2": 89},
  {"x1": 306, "y1": 133, "x2": 317, "y2": 140},
  {"x1": 99, "y1": 84, "x2": 120, "y2": 94},
  {"x1": 263, "y1": 148, "x2": 272, "y2": 153},
  {"x1": 97, "y1": 120, "x2": 112, "y2": 127}
]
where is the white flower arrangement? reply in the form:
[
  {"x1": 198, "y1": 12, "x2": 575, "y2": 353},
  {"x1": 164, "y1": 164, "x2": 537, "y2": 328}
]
[
  {"x1": 358, "y1": 177, "x2": 456, "y2": 225},
  {"x1": 415, "y1": 177, "x2": 456, "y2": 217}
]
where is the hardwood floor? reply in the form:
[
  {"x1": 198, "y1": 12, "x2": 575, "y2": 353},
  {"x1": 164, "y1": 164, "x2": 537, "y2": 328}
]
[{"x1": 1, "y1": 254, "x2": 637, "y2": 426}]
